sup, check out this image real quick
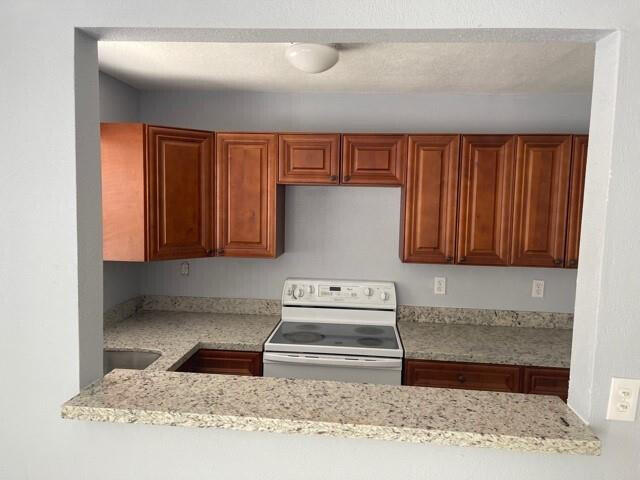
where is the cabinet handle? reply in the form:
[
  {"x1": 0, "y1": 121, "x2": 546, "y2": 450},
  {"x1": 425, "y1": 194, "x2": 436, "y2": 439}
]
[
  {"x1": 216, "y1": 249, "x2": 224, "y2": 256},
  {"x1": 446, "y1": 256, "x2": 453, "y2": 263},
  {"x1": 459, "y1": 256, "x2": 466, "y2": 262},
  {"x1": 344, "y1": 175, "x2": 351, "y2": 182},
  {"x1": 330, "y1": 175, "x2": 337, "y2": 182},
  {"x1": 553, "y1": 258, "x2": 563, "y2": 265},
  {"x1": 457, "y1": 374, "x2": 466, "y2": 383},
  {"x1": 568, "y1": 259, "x2": 578, "y2": 267}
]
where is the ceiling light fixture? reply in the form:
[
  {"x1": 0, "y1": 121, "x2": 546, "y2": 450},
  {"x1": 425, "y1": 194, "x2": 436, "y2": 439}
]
[{"x1": 285, "y1": 43, "x2": 339, "y2": 73}]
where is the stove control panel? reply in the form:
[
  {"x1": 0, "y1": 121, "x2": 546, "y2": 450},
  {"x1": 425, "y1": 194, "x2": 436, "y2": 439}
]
[{"x1": 282, "y1": 278, "x2": 396, "y2": 309}]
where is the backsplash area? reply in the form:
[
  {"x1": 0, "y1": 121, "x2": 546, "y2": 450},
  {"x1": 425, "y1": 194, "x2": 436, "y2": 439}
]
[{"x1": 105, "y1": 295, "x2": 572, "y2": 330}]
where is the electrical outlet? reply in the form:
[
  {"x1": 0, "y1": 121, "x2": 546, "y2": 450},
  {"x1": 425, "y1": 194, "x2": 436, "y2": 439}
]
[
  {"x1": 434, "y1": 277, "x2": 446, "y2": 295},
  {"x1": 180, "y1": 262, "x2": 190, "y2": 276},
  {"x1": 606, "y1": 377, "x2": 640, "y2": 421},
  {"x1": 531, "y1": 280, "x2": 544, "y2": 298}
]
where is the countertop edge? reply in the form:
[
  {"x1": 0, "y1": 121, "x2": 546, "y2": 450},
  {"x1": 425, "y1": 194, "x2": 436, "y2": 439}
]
[{"x1": 61, "y1": 403, "x2": 600, "y2": 456}]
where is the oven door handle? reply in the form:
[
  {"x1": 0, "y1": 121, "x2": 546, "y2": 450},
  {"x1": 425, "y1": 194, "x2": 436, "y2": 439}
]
[{"x1": 263, "y1": 352, "x2": 401, "y2": 369}]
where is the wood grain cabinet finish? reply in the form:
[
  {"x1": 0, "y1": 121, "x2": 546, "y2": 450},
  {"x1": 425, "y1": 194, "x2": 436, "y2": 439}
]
[
  {"x1": 341, "y1": 134, "x2": 406, "y2": 185},
  {"x1": 522, "y1": 366, "x2": 569, "y2": 401},
  {"x1": 401, "y1": 135, "x2": 460, "y2": 263},
  {"x1": 565, "y1": 135, "x2": 588, "y2": 268},
  {"x1": 457, "y1": 135, "x2": 515, "y2": 266},
  {"x1": 101, "y1": 123, "x2": 214, "y2": 261},
  {"x1": 404, "y1": 359, "x2": 521, "y2": 393},
  {"x1": 510, "y1": 135, "x2": 572, "y2": 267},
  {"x1": 216, "y1": 133, "x2": 284, "y2": 258},
  {"x1": 147, "y1": 126, "x2": 214, "y2": 260},
  {"x1": 278, "y1": 134, "x2": 340, "y2": 184},
  {"x1": 176, "y1": 349, "x2": 262, "y2": 376}
]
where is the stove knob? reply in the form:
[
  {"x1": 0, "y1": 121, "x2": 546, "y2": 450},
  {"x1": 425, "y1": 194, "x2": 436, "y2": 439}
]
[
  {"x1": 363, "y1": 287, "x2": 373, "y2": 297},
  {"x1": 296, "y1": 287, "x2": 305, "y2": 298},
  {"x1": 379, "y1": 291, "x2": 389, "y2": 301},
  {"x1": 307, "y1": 285, "x2": 315, "y2": 295}
]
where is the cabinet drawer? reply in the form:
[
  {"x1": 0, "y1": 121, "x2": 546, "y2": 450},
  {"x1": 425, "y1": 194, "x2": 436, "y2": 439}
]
[
  {"x1": 523, "y1": 367, "x2": 569, "y2": 401},
  {"x1": 404, "y1": 359, "x2": 521, "y2": 393},
  {"x1": 176, "y1": 349, "x2": 262, "y2": 376}
]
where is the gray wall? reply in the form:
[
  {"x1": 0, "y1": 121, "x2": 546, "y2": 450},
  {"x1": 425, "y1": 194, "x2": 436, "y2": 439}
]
[
  {"x1": 2, "y1": 3, "x2": 640, "y2": 480},
  {"x1": 139, "y1": 90, "x2": 589, "y2": 312},
  {"x1": 98, "y1": 72, "x2": 142, "y2": 311}
]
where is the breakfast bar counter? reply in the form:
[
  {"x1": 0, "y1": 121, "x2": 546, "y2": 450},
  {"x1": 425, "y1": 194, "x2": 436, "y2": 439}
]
[{"x1": 62, "y1": 368, "x2": 599, "y2": 455}]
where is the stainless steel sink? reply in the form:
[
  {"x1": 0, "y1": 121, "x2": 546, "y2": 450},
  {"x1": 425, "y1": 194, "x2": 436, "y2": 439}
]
[{"x1": 103, "y1": 350, "x2": 161, "y2": 375}]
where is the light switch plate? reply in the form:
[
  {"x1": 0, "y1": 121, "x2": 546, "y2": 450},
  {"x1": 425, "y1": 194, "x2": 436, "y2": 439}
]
[
  {"x1": 434, "y1": 277, "x2": 446, "y2": 295},
  {"x1": 531, "y1": 280, "x2": 544, "y2": 298},
  {"x1": 606, "y1": 377, "x2": 640, "y2": 421}
]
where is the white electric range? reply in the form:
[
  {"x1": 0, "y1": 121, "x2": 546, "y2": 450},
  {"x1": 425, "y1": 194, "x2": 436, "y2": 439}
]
[{"x1": 263, "y1": 278, "x2": 403, "y2": 385}]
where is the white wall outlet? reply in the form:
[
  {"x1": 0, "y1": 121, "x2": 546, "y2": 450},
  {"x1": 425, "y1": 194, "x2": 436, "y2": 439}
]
[
  {"x1": 606, "y1": 377, "x2": 640, "y2": 421},
  {"x1": 180, "y1": 262, "x2": 190, "y2": 276},
  {"x1": 434, "y1": 277, "x2": 446, "y2": 295},
  {"x1": 531, "y1": 279, "x2": 545, "y2": 298}
]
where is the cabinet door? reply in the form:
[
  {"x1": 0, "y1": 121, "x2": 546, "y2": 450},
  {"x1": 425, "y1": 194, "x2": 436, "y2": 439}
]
[
  {"x1": 147, "y1": 126, "x2": 213, "y2": 260},
  {"x1": 523, "y1": 367, "x2": 569, "y2": 402},
  {"x1": 511, "y1": 135, "x2": 572, "y2": 267},
  {"x1": 404, "y1": 360, "x2": 521, "y2": 393},
  {"x1": 341, "y1": 134, "x2": 406, "y2": 185},
  {"x1": 278, "y1": 134, "x2": 340, "y2": 184},
  {"x1": 216, "y1": 133, "x2": 283, "y2": 257},
  {"x1": 565, "y1": 135, "x2": 588, "y2": 268},
  {"x1": 457, "y1": 135, "x2": 515, "y2": 266},
  {"x1": 401, "y1": 135, "x2": 460, "y2": 263},
  {"x1": 176, "y1": 350, "x2": 263, "y2": 376}
]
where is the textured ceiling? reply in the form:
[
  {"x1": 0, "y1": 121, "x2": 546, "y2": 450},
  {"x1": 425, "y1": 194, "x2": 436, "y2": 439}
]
[{"x1": 98, "y1": 42, "x2": 595, "y2": 94}]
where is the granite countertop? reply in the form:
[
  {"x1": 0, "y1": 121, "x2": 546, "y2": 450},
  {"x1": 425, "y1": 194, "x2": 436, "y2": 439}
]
[
  {"x1": 398, "y1": 321, "x2": 572, "y2": 368},
  {"x1": 62, "y1": 369, "x2": 600, "y2": 455},
  {"x1": 104, "y1": 310, "x2": 280, "y2": 371},
  {"x1": 74, "y1": 305, "x2": 596, "y2": 455}
]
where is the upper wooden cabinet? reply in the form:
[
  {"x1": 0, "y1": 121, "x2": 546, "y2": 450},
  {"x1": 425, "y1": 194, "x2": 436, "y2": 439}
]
[
  {"x1": 216, "y1": 133, "x2": 284, "y2": 258},
  {"x1": 277, "y1": 134, "x2": 340, "y2": 185},
  {"x1": 341, "y1": 134, "x2": 406, "y2": 185},
  {"x1": 565, "y1": 135, "x2": 588, "y2": 268},
  {"x1": 101, "y1": 123, "x2": 214, "y2": 261},
  {"x1": 401, "y1": 135, "x2": 460, "y2": 263},
  {"x1": 510, "y1": 135, "x2": 572, "y2": 267},
  {"x1": 457, "y1": 135, "x2": 515, "y2": 266}
]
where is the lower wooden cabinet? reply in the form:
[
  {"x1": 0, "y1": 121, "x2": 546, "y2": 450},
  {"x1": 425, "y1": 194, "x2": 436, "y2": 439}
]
[
  {"x1": 522, "y1": 366, "x2": 570, "y2": 402},
  {"x1": 176, "y1": 349, "x2": 263, "y2": 376},
  {"x1": 404, "y1": 359, "x2": 521, "y2": 393},
  {"x1": 404, "y1": 359, "x2": 569, "y2": 400}
]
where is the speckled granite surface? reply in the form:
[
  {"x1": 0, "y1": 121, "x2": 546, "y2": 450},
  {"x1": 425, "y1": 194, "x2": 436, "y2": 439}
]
[
  {"x1": 137, "y1": 295, "x2": 572, "y2": 329},
  {"x1": 399, "y1": 321, "x2": 572, "y2": 368},
  {"x1": 105, "y1": 310, "x2": 280, "y2": 371},
  {"x1": 103, "y1": 297, "x2": 143, "y2": 326},
  {"x1": 62, "y1": 369, "x2": 599, "y2": 455},
  {"x1": 143, "y1": 295, "x2": 281, "y2": 315},
  {"x1": 398, "y1": 305, "x2": 573, "y2": 329}
]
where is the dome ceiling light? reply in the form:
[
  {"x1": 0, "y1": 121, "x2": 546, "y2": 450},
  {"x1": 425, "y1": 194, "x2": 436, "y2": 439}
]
[{"x1": 285, "y1": 43, "x2": 339, "y2": 73}]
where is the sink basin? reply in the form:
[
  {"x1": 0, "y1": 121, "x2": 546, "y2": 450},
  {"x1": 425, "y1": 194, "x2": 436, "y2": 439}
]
[{"x1": 103, "y1": 350, "x2": 160, "y2": 375}]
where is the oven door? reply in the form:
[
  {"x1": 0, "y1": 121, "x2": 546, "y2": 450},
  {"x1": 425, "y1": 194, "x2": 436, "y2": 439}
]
[{"x1": 263, "y1": 352, "x2": 402, "y2": 385}]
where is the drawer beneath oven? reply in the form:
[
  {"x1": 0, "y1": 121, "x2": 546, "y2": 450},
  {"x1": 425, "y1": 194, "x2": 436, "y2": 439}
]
[
  {"x1": 403, "y1": 359, "x2": 521, "y2": 393},
  {"x1": 264, "y1": 352, "x2": 402, "y2": 385}
]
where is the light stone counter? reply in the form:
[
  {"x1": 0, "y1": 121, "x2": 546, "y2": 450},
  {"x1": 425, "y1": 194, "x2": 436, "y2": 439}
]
[
  {"x1": 399, "y1": 321, "x2": 572, "y2": 368},
  {"x1": 62, "y1": 369, "x2": 600, "y2": 455},
  {"x1": 104, "y1": 310, "x2": 280, "y2": 371}
]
